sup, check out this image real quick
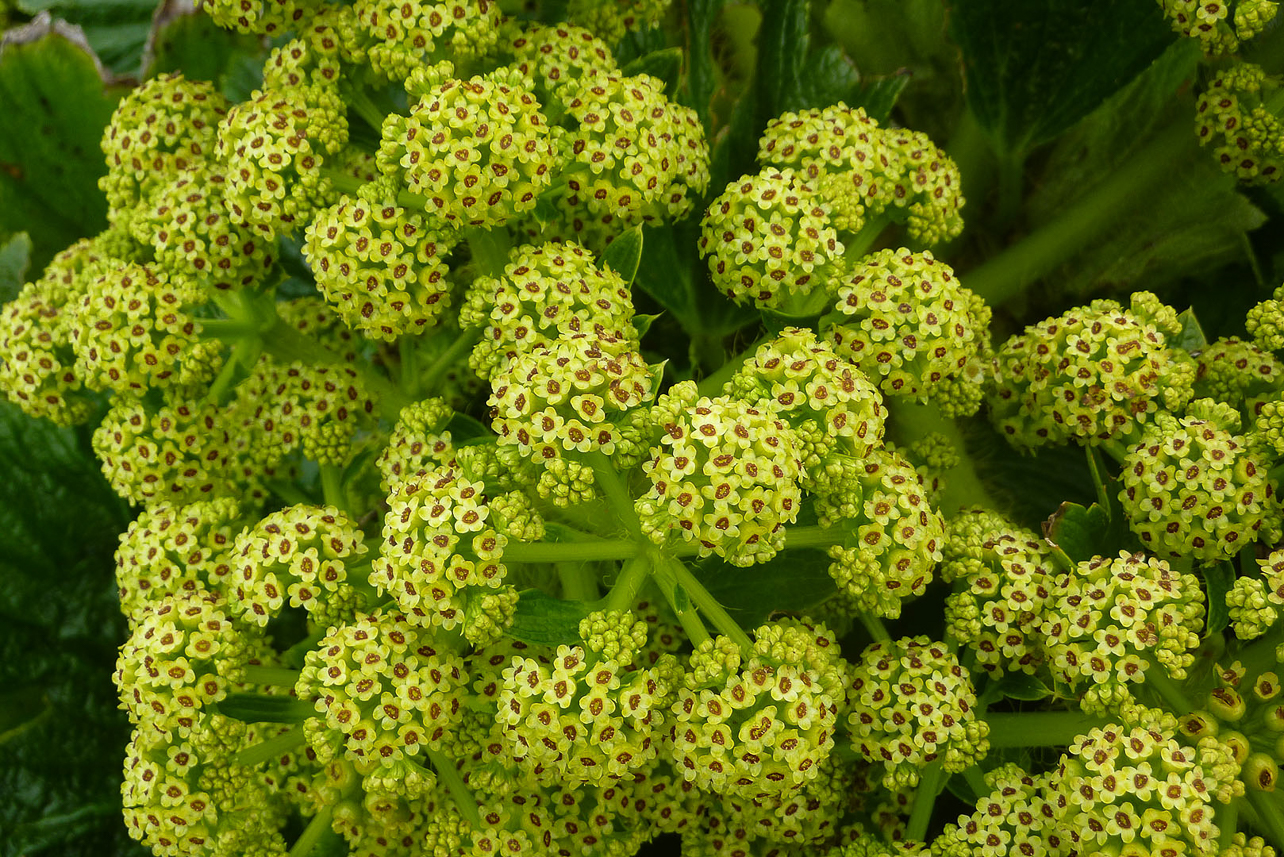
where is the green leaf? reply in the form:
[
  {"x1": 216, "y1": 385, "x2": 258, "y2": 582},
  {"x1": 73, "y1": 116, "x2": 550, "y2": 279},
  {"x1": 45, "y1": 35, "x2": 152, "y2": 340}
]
[
  {"x1": 683, "y1": 0, "x2": 726, "y2": 126},
  {"x1": 601, "y1": 226, "x2": 643, "y2": 285},
  {"x1": 621, "y1": 46, "x2": 683, "y2": 96},
  {"x1": 0, "y1": 19, "x2": 122, "y2": 273},
  {"x1": 634, "y1": 223, "x2": 696, "y2": 320},
  {"x1": 695, "y1": 548, "x2": 839, "y2": 627},
  {"x1": 1171, "y1": 308, "x2": 1208, "y2": 354},
  {"x1": 17, "y1": 0, "x2": 159, "y2": 75},
  {"x1": 754, "y1": 0, "x2": 810, "y2": 126},
  {"x1": 445, "y1": 411, "x2": 490, "y2": 441},
  {"x1": 1204, "y1": 561, "x2": 1234, "y2": 635},
  {"x1": 992, "y1": 673, "x2": 1054, "y2": 702},
  {"x1": 142, "y1": 0, "x2": 263, "y2": 82},
  {"x1": 949, "y1": 0, "x2": 1176, "y2": 155},
  {"x1": 1043, "y1": 501, "x2": 1110, "y2": 565},
  {"x1": 0, "y1": 232, "x2": 33, "y2": 303},
  {"x1": 847, "y1": 72, "x2": 910, "y2": 126},
  {"x1": 508, "y1": 589, "x2": 592, "y2": 647}
]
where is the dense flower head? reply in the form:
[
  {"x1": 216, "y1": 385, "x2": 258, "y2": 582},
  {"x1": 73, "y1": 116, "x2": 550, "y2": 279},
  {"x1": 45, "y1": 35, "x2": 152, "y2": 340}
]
[
  {"x1": 100, "y1": 74, "x2": 229, "y2": 216},
  {"x1": 883, "y1": 128, "x2": 964, "y2": 245},
  {"x1": 938, "y1": 508, "x2": 1030, "y2": 584},
  {"x1": 636, "y1": 394, "x2": 803, "y2": 566},
  {"x1": 1195, "y1": 62, "x2": 1284, "y2": 185},
  {"x1": 460, "y1": 240, "x2": 638, "y2": 379},
  {"x1": 377, "y1": 64, "x2": 556, "y2": 230},
  {"x1": 230, "y1": 504, "x2": 371, "y2": 629},
  {"x1": 757, "y1": 103, "x2": 899, "y2": 232},
  {"x1": 377, "y1": 397, "x2": 457, "y2": 491},
  {"x1": 236, "y1": 360, "x2": 378, "y2": 466},
  {"x1": 115, "y1": 498, "x2": 249, "y2": 623},
  {"x1": 355, "y1": 0, "x2": 502, "y2": 79},
  {"x1": 121, "y1": 713, "x2": 292, "y2": 857},
  {"x1": 115, "y1": 589, "x2": 258, "y2": 736},
  {"x1": 988, "y1": 292, "x2": 1196, "y2": 450},
  {"x1": 0, "y1": 291, "x2": 90, "y2": 425},
  {"x1": 1247, "y1": 283, "x2": 1284, "y2": 352},
  {"x1": 218, "y1": 87, "x2": 347, "y2": 231},
  {"x1": 558, "y1": 72, "x2": 711, "y2": 225},
  {"x1": 727, "y1": 327, "x2": 885, "y2": 478},
  {"x1": 71, "y1": 262, "x2": 222, "y2": 396},
  {"x1": 1228, "y1": 547, "x2": 1284, "y2": 639},
  {"x1": 699, "y1": 168, "x2": 845, "y2": 311},
  {"x1": 296, "y1": 611, "x2": 468, "y2": 796},
  {"x1": 847, "y1": 636, "x2": 989, "y2": 789},
  {"x1": 490, "y1": 335, "x2": 658, "y2": 465},
  {"x1": 933, "y1": 765, "x2": 1062, "y2": 857},
  {"x1": 1159, "y1": 0, "x2": 1279, "y2": 53},
  {"x1": 201, "y1": 0, "x2": 310, "y2": 36},
  {"x1": 372, "y1": 467, "x2": 515, "y2": 643},
  {"x1": 942, "y1": 519, "x2": 1055, "y2": 677},
  {"x1": 1119, "y1": 400, "x2": 1280, "y2": 561},
  {"x1": 93, "y1": 397, "x2": 235, "y2": 507},
  {"x1": 824, "y1": 249, "x2": 989, "y2": 415},
  {"x1": 495, "y1": 609, "x2": 679, "y2": 786},
  {"x1": 133, "y1": 168, "x2": 276, "y2": 294},
  {"x1": 566, "y1": 0, "x2": 672, "y2": 42},
  {"x1": 1041, "y1": 551, "x2": 1206, "y2": 714},
  {"x1": 1195, "y1": 335, "x2": 1284, "y2": 409},
  {"x1": 1054, "y1": 723, "x2": 1234, "y2": 855},
  {"x1": 669, "y1": 618, "x2": 849, "y2": 802},
  {"x1": 816, "y1": 448, "x2": 944, "y2": 619},
  {"x1": 503, "y1": 22, "x2": 618, "y2": 108},
  {"x1": 275, "y1": 296, "x2": 364, "y2": 363},
  {"x1": 304, "y1": 192, "x2": 455, "y2": 340}
]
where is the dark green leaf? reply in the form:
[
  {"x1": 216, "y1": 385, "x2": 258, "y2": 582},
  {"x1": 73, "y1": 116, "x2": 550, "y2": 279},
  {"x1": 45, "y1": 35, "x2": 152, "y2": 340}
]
[
  {"x1": 683, "y1": 0, "x2": 726, "y2": 126},
  {"x1": 634, "y1": 223, "x2": 696, "y2": 319},
  {"x1": 1043, "y1": 501, "x2": 1110, "y2": 565},
  {"x1": 508, "y1": 589, "x2": 592, "y2": 647},
  {"x1": 213, "y1": 693, "x2": 315, "y2": 724},
  {"x1": 1172, "y1": 307, "x2": 1209, "y2": 354},
  {"x1": 949, "y1": 0, "x2": 1176, "y2": 155},
  {"x1": 0, "y1": 20, "x2": 121, "y2": 273},
  {"x1": 1204, "y1": 561, "x2": 1234, "y2": 635},
  {"x1": 847, "y1": 72, "x2": 910, "y2": 126},
  {"x1": 791, "y1": 44, "x2": 860, "y2": 109},
  {"x1": 633, "y1": 312, "x2": 661, "y2": 338},
  {"x1": 0, "y1": 232, "x2": 32, "y2": 303},
  {"x1": 601, "y1": 226, "x2": 643, "y2": 285},
  {"x1": 142, "y1": 0, "x2": 262, "y2": 82},
  {"x1": 992, "y1": 673, "x2": 1054, "y2": 702},
  {"x1": 754, "y1": 0, "x2": 810, "y2": 126},
  {"x1": 16, "y1": 0, "x2": 157, "y2": 74},
  {"x1": 695, "y1": 548, "x2": 839, "y2": 627},
  {"x1": 445, "y1": 411, "x2": 490, "y2": 441},
  {"x1": 621, "y1": 46, "x2": 684, "y2": 96}
]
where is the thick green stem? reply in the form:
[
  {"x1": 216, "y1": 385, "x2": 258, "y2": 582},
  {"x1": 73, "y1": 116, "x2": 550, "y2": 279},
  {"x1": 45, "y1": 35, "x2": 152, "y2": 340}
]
[
  {"x1": 264, "y1": 479, "x2": 316, "y2": 507},
  {"x1": 658, "y1": 556, "x2": 752, "y2": 654},
  {"x1": 695, "y1": 334, "x2": 765, "y2": 397},
  {"x1": 243, "y1": 666, "x2": 302, "y2": 687},
  {"x1": 505, "y1": 538, "x2": 641, "y2": 564},
  {"x1": 205, "y1": 346, "x2": 245, "y2": 406},
  {"x1": 581, "y1": 450, "x2": 644, "y2": 539},
  {"x1": 343, "y1": 85, "x2": 388, "y2": 134},
  {"x1": 858, "y1": 611, "x2": 892, "y2": 644},
  {"x1": 233, "y1": 724, "x2": 306, "y2": 767},
  {"x1": 991, "y1": 150, "x2": 1027, "y2": 233},
  {"x1": 557, "y1": 561, "x2": 600, "y2": 602},
  {"x1": 288, "y1": 805, "x2": 336, "y2": 857},
  {"x1": 320, "y1": 463, "x2": 348, "y2": 515},
  {"x1": 198, "y1": 318, "x2": 259, "y2": 338},
  {"x1": 906, "y1": 762, "x2": 944, "y2": 842},
  {"x1": 1144, "y1": 661, "x2": 1194, "y2": 716},
  {"x1": 320, "y1": 168, "x2": 367, "y2": 197},
  {"x1": 888, "y1": 400, "x2": 998, "y2": 516},
  {"x1": 1245, "y1": 789, "x2": 1284, "y2": 850},
  {"x1": 464, "y1": 227, "x2": 511, "y2": 278},
  {"x1": 983, "y1": 711, "x2": 1110, "y2": 749},
  {"x1": 419, "y1": 328, "x2": 481, "y2": 396},
  {"x1": 963, "y1": 117, "x2": 1196, "y2": 307},
  {"x1": 604, "y1": 553, "x2": 653, "y2": 613},
  {"x1": 962, "y1": 764, "x2": 990, "y2": 801},
  {"x1": 399, "y1": 335, "x2": 420, "y2": 398},
  {"x1": 426, "y1": 746, "x2": 482, "y2": 829},
  {"x1": 844, "y1": 212, "x2": 895, "y2": 261},
  {"x1": 782, "y1": 525, "x2": 845, "y2": 551},
  {"x1": 1219, "y1": 800, "x2": 1239, "y2": 850}
]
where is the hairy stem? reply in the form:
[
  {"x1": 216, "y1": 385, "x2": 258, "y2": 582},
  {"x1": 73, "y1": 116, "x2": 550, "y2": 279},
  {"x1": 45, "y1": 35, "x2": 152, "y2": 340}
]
[
  {"x1": 243, "y1": 666, "x2": 303, "y2": 687},
  {"x1": 287, "y1": 805, "x2": 336, "y2": 857},
  {"x1": 1143, "y1": 662, "x2": 1194, "y2": 716},
  {"x1": 983, "y1": 711, "x2": 1110, "y2": 749},
  {"x1": 857, "y1": 611, "x2": 892, "y2": 644},
  {"x1": 399, "y1": 335, "x2": 420, "y2": 398},
  {"x1": 320, "y1": 463, "x2": 348, "y2": 515},
  {"x1": 782, "y1": 525, "x2": 846, "y2": 551},
  {"x1": 658, "y1": 556, "x2": 752, "y2": 654},
  {"x1": 582, "y1": 450, "x2": 644, "y2": 539},
  {"x1": 604, "y1": 553, "x2": 653, "y2": 613},
  {"x1": 419, "y1": 327, "x2": 481, "y2": 395},
  {"x1": 963, "y1": 117, "x2": 1195, "y2": 307}
]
